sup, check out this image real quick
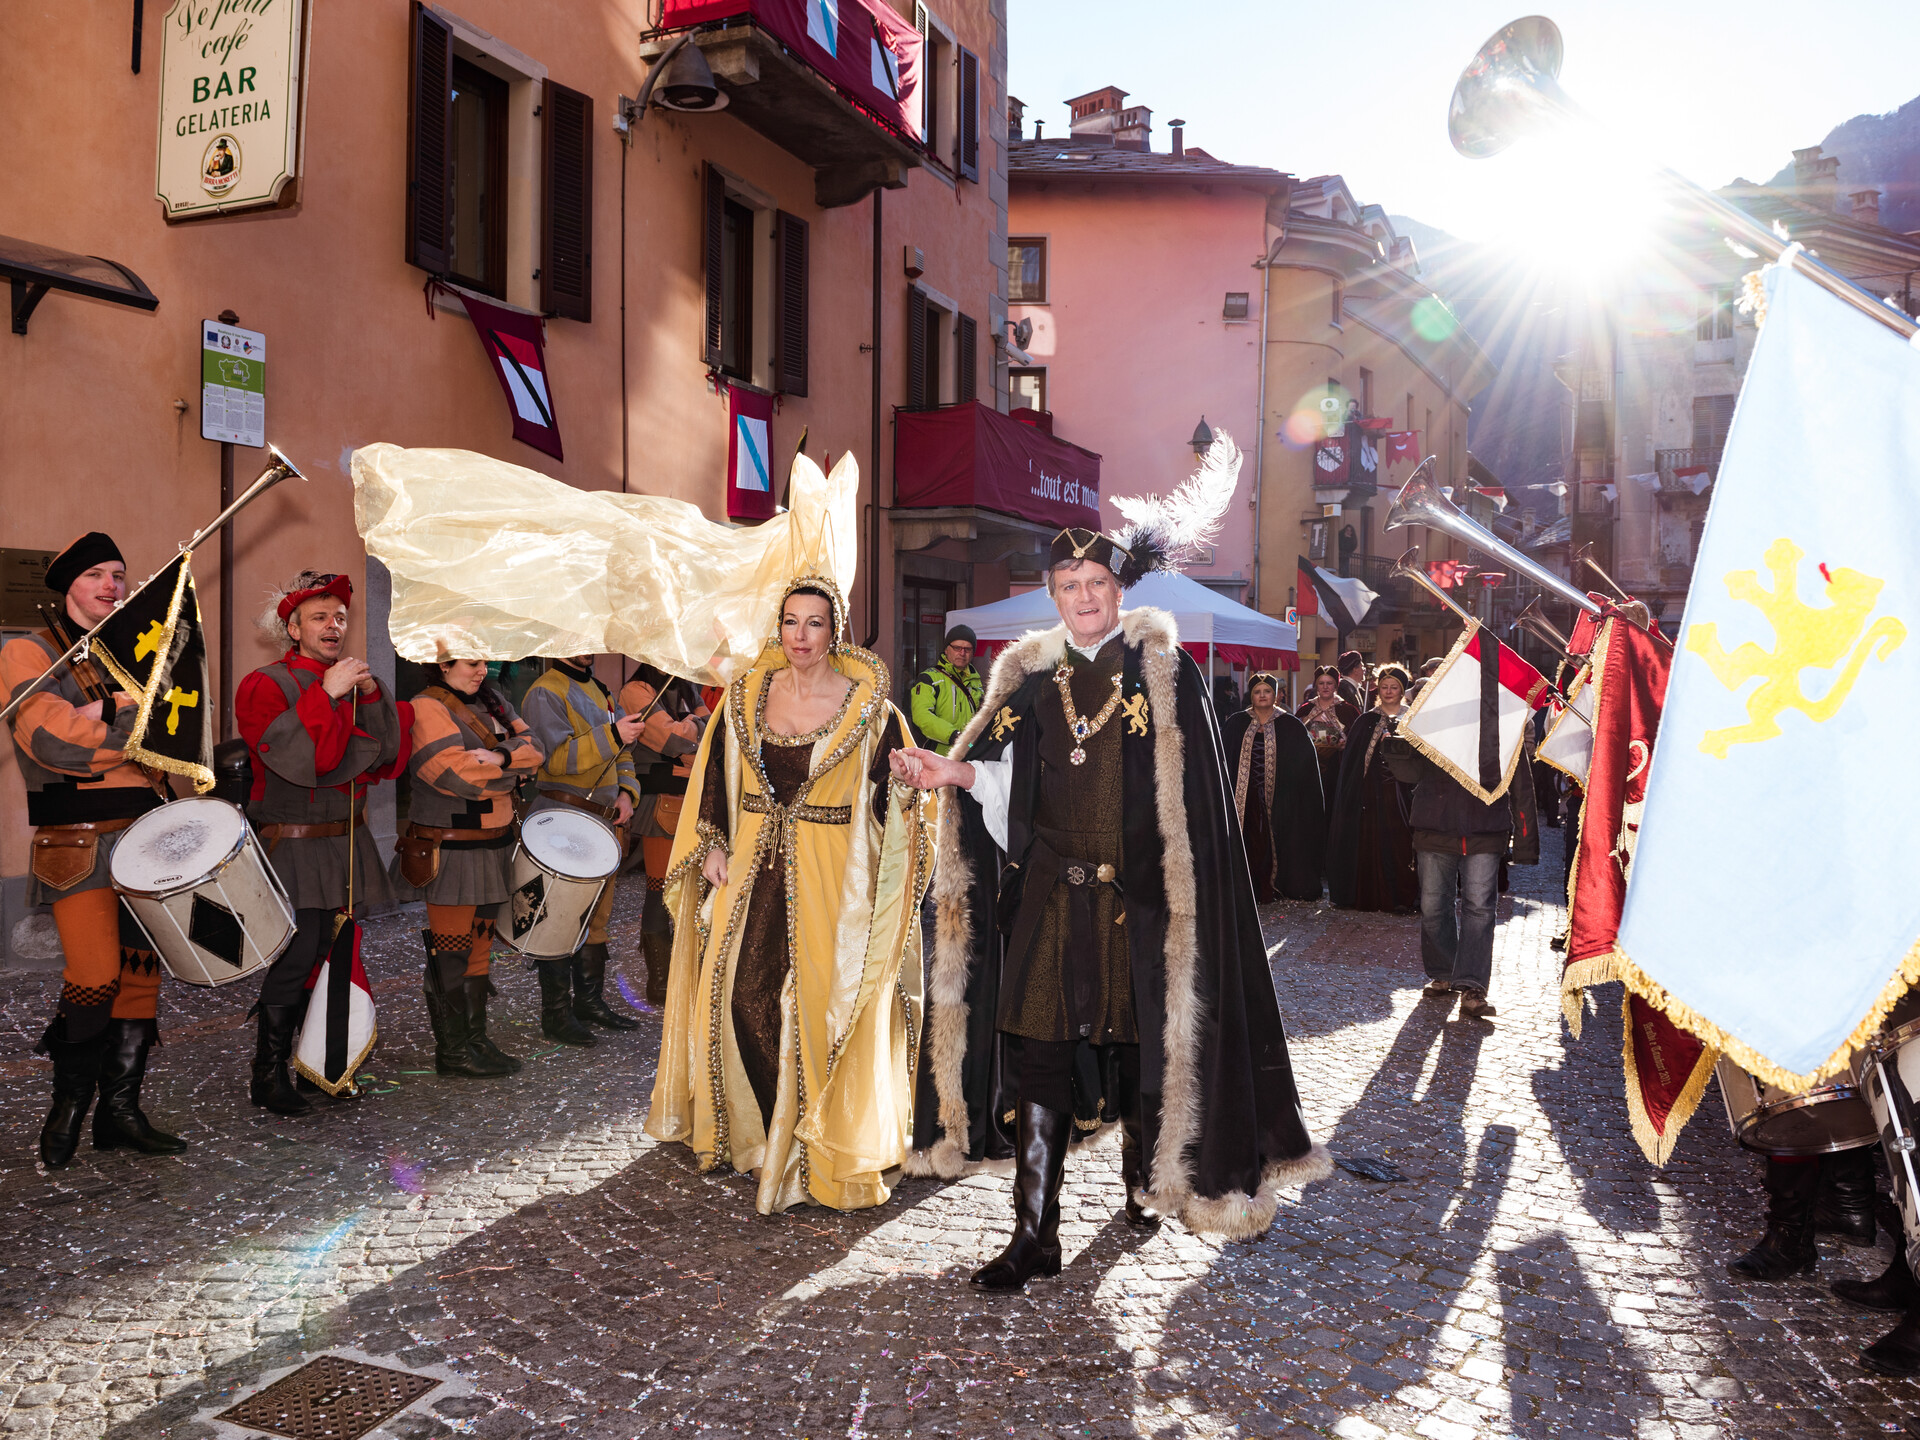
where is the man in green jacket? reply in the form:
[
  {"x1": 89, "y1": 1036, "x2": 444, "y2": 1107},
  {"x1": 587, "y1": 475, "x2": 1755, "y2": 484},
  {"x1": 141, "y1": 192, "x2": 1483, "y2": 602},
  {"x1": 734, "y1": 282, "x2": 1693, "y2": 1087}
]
[{"x1": 909, "y1": 625, "x2": 983, "y2": 755}]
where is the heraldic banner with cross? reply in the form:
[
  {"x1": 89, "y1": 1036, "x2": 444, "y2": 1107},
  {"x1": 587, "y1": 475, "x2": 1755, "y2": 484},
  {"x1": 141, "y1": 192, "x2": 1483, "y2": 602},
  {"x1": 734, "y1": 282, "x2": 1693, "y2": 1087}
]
[{"x1": 92, "y1": 553, "x2": 216, "y2": 793}]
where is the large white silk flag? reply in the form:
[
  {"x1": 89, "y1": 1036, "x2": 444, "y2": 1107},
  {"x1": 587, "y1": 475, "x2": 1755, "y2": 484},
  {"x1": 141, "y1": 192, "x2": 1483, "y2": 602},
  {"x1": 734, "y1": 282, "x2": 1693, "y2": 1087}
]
[{"x1": 1616, "y1": 263, "x2": 1917, "y2": 1087}]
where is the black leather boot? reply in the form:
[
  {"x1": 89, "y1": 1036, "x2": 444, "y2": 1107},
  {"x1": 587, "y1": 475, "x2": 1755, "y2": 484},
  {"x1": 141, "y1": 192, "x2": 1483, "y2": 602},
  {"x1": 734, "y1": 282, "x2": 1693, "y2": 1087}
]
[
  {"x1": 1814, "y1": 1148, "x2": 1878, "y2": 1247},
  {"x1": 249, "y1": 1005, "x2": 313, "y2": 1116},
  {"x1": 971, "y1": 1102, "x2": 1069, "y2": 1290},
  {"x1": 463, "y1": 977, "x2": 522, "y2": 1074},
  {"x1": 571, "y1": 942, "x2": 640, "y2": 1031},
  {"x1": 1835, "y1": 1237, "x2": 1920, "y2": 1312},
  {"x1": 1728, "y1": 1156, "x2": 1820, "y2": 1280},
  {"x1": 1119, "y1": 1121, "x2": 1160, "y2": 1229},
  {"x1": 423, "y1": 986, "x2": 513, "y2": 1077},
  {"x1": 538, "y1": 958, "x2": 597, "y2": 1047},
  {"x1": 92, "y1": 1019, "x2": 186, "y2": 1154},
  {"x1": 641, "y1": 889, "x2": 673, "y2": 1008},
  {"x1": 1861, "y1": 1306, "x2": 1920, "y2": 1377},
  {"x1": 39, "y1": 1026, "x2": 107, "y2": 1169},
  {"x1": 641, "y1": 931, "x2": 673, "y2": 1009}
]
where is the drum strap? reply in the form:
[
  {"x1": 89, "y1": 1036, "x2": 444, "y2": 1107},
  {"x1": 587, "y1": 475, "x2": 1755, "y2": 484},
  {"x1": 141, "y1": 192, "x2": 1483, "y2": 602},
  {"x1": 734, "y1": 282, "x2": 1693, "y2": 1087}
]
[{"x1": 419, "y1": 685, "x2": 503, "y2": 747}]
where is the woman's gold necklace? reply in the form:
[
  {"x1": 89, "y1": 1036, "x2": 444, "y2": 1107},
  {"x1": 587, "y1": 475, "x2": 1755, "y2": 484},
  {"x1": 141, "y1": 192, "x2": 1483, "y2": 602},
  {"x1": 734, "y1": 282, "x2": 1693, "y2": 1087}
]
[{"x1": 1054, "y1": 661, "x2": 1124, "y2": 766}]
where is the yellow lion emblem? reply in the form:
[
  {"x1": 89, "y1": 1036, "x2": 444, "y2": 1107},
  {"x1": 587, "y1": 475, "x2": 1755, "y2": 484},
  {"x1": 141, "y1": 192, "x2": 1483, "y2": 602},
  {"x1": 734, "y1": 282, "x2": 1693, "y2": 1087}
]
[{"x1": 1686, "y1": 538, "x2": 1906, "y2": 758}]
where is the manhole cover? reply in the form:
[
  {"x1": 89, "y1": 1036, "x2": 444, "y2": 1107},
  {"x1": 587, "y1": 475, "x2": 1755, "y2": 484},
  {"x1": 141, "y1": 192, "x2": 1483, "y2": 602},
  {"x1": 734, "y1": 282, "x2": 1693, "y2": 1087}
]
[{"x1": 214, "y1": 1354, "x2": 439, "y2": 1440}]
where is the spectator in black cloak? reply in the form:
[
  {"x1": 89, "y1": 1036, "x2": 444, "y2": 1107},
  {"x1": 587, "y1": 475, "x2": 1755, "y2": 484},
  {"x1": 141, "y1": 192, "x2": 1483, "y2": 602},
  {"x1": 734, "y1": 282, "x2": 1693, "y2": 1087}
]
[
  {"x1": 1325, "y1": 662, "x2": 1420, "y2": 913},
  {"x1": 1219, "y1": 672, "x2": 1324, "y2": 902}
]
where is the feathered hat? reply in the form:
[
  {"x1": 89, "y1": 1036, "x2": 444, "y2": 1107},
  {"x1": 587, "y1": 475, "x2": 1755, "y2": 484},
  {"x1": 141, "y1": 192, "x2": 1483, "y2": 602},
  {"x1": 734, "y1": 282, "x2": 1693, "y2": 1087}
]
[{"x1": 1048, "y1": 432, "x2": 1243, "y2": 588}]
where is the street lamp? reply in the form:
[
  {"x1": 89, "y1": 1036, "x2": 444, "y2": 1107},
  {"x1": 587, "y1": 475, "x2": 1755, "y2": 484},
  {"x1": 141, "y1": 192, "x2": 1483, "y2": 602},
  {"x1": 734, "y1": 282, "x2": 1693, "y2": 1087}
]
[{"x1": 1189, "y1": 415, "x2": 1214, "y2": 456}]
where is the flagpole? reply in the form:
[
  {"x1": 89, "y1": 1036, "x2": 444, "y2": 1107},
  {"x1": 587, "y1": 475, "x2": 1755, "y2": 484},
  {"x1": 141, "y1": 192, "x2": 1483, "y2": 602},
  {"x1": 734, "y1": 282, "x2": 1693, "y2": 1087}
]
[{"x1": 0, "y1": 445, "x2": 306, "y2": 728}]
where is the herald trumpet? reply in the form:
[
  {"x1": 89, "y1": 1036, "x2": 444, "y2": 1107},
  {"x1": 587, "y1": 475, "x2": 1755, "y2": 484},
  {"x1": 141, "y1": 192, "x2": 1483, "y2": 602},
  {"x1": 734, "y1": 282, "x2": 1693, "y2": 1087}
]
[
  {"x1": 1449, "y1": 16, "x2": 1918, "y2": 341},
  {"x1": 1385, "y1": 457, "x2": 1602, "y2": 617}
]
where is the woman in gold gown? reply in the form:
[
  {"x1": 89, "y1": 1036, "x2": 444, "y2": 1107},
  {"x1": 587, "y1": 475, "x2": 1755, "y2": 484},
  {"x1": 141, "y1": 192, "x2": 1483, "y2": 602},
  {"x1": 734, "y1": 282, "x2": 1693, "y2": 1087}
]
[{"x1": 645, "y1": 575, "x2": 937, "y2": 1212}]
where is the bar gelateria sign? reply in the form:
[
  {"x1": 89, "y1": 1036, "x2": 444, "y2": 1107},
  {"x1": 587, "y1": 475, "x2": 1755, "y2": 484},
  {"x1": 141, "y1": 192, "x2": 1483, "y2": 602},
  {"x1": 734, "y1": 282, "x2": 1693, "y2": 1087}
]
[{"x1": 155, "y1": 0, "x2": 308, "y2": 219}]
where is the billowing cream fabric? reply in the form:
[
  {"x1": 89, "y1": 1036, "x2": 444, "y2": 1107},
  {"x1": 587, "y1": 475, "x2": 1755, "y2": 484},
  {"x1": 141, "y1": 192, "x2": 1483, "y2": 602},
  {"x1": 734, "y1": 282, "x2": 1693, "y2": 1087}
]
[
  {"x1": 350, "y1": 444, "x2": 858, "y2": 683},
  {"x1": 646, "y1": 645, "x2": 937, "y2": 1212}
]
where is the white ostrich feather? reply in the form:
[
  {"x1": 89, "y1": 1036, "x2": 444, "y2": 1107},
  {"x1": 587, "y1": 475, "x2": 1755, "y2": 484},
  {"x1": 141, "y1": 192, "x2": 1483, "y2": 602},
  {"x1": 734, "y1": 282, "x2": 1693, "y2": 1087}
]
[{"x1": 1107, "y1": 430, "x2": 1242, "y2": 562}]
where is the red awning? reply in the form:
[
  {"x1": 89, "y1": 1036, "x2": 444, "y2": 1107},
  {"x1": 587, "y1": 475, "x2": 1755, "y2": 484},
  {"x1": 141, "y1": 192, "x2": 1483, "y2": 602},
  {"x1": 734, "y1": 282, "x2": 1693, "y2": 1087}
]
[
  {"x1": 658, "y1": 0, "x2": 923, "y2": 144},
  {"x1": 896, "y1": 401, "x2": 1103, "y2": 531}
]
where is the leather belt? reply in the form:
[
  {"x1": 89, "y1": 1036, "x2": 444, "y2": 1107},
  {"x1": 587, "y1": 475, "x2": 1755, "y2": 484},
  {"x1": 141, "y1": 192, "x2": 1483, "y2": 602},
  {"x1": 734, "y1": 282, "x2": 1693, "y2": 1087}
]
[
  {"x1": 406, "y1": 820, "x2": 512, "y2": 843},
  {"x1": 1059, "y1": 858, "x2": 1119, "y2": 888},
  {"x1": 34, "y1": 816, "x2": 138, "y2": 839},
  {"x1": 742, "y1": 792, "x2": 851, "y2": 825},
  {"x1": 539, "y1": 789, "x2": 619, "y2": 821},
  {"x1": 257, "y1": 804, "x2": 368, "y2": 844}
]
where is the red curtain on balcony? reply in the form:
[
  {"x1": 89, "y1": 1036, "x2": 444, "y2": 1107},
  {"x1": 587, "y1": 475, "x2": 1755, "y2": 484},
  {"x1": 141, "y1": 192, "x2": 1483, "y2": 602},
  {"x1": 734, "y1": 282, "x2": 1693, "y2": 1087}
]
[
  {"x1": 657, "y1": 0, "x2": 923, "y2": 142},
  {"x1": 895, "y1": 401, "x2": 1103, "y2": 531}
]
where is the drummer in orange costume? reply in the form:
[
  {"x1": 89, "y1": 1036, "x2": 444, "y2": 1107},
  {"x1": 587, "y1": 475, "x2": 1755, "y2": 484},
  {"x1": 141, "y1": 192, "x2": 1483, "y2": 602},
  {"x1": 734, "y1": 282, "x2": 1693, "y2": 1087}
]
[
  {"x1": 235, "y1": 571, "x2": 406, "y2": 1118},
  {"x1": 2, "y1": 533, "x2": 186, "y2": 1168},
  {"x1": 618, "y1": 664, "x2": 708, "y2": 1007},
  {"x1": 391, "y1": 658, "x2": 542, "y2": 1078}
]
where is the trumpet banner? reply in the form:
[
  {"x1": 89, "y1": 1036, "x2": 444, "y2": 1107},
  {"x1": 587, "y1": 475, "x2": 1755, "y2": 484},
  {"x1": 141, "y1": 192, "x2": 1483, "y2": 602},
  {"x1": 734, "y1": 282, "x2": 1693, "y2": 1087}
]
[{"x1": 350, "y1": 444, "x2": 858, "y2": 684}]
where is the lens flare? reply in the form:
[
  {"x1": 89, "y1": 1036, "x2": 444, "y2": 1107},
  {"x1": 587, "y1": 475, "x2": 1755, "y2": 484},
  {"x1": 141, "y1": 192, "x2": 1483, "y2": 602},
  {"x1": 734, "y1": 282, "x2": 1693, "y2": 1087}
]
[{"x1": 1411, "y1": 296, "x2": 1458, "y2": 342}]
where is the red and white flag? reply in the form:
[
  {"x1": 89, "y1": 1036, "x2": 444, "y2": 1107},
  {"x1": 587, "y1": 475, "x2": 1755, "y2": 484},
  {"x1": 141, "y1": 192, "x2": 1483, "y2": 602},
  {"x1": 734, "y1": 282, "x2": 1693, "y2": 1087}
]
[
  {"x1": 294, "y1": 918, "x2": 378, "y2": 1097},
  {"x1": 1558, "y1": 613, "x2": 1710, "y2": 1165},
  {"x1": 1386, "y1": 430, "x2": 1421, "y2": 465},
  {"x1": 456, "y1": 290, "x2": 564, "y2": 461},
  {"x1": 1400, "y1": 621, "x2": 1550, "y2": 803}
]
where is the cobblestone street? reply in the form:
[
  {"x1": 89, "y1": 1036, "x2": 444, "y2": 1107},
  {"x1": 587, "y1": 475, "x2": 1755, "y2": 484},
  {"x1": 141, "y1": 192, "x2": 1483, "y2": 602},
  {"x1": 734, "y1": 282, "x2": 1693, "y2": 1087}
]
[{"x1": 0, "y1": 833, "x2": 1914, "y2": 1439}]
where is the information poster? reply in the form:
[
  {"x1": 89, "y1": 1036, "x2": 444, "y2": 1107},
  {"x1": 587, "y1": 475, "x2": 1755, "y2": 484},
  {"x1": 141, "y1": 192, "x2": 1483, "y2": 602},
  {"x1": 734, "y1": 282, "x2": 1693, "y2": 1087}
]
[{"x1": 202, "y1": 321, "x2": 266, "y2": 447}]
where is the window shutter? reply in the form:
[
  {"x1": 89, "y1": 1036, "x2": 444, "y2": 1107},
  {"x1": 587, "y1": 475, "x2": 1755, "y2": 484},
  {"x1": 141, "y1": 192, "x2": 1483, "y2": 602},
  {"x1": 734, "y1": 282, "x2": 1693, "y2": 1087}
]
[
  {"x1": 405, "y1": 1, "x2": 452, "y2": 275},
  {"x1": 957, "y1": 46, "x2": 979, "y2": 181},
  {"x1": 541, "y1": 81, "x2": 593, "y2": 322},
  {"x1": 703, "y1": 164, "x2": 725, "y2": 367},
  {"x1": 906, "y1": 287, "x2": 928, "y2": 410},
  {"x1": 915, "y1": 4, "x2": 930, "y2": 142},
  {"x1": 772, "y1": 211, "x2": 810, "y2": 397},
  {"x1": 956, "y1": 312, "x2": 976, "y2": 403}
]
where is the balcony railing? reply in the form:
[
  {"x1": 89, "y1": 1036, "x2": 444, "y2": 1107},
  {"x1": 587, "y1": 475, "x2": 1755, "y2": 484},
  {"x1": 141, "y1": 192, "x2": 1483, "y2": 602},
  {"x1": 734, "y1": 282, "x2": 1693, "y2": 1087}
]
[{"x1": 1654, "y1": 447, "x2": 1722, "y2": 495}]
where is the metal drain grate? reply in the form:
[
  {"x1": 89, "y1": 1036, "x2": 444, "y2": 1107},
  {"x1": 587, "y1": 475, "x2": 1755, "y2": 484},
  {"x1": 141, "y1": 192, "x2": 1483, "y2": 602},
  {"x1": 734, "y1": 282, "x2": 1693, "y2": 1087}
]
[{"x1": 214, "y1": 1354, "x2": 440, "y2": 1440}]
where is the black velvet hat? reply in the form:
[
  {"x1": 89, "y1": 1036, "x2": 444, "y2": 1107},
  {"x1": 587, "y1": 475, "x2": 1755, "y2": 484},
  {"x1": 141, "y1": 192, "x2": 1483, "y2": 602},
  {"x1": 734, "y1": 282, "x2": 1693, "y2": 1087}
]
[{"x1": 45, "y1": 532, "x2": 124, "y2": 595}]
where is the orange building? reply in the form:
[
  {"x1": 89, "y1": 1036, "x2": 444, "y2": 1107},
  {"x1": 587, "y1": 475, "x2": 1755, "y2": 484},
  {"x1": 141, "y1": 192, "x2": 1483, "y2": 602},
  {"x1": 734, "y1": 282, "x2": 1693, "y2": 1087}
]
[{"x1": 0, "y1": 0, "x2": 1010, "y2": 958}]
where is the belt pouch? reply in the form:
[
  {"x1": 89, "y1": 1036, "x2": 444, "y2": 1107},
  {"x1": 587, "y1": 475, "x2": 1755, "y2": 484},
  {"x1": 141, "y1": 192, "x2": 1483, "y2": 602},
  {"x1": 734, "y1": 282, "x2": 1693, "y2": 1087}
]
[
  {"x1": 396, "y1": 831, "x2": 442, "y2": 888},
  {"x1": 32, "y1": 830, "x2": 100, "y2": 891}
]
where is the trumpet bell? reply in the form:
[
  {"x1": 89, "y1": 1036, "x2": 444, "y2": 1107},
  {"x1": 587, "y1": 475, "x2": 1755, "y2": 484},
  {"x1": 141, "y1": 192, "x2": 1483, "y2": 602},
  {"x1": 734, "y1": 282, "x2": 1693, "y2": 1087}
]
[{"x1": 1448, "y1": 15, "x2": 1565, "y2": 159}]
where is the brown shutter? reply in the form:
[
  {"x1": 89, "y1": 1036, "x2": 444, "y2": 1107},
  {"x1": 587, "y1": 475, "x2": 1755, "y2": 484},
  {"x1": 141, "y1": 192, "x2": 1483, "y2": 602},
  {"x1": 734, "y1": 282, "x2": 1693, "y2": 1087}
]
[
  {"x1": 906, "y1": 287, "x2": 928, "y2": 409},
  {"x1": 957, "y1": 46, "x2": 979, "y2": 181},
  {"x1": 956, "y1": 312, "x2": 976, "y2": 402},
  {"x1": 703, "y1": 164, "x2": 725, "y2": 367},
  {"x1": 772, "y1": 210, "x2": 809, "y2": 397},
  {"x1": 541, "y1": 81, "x2": 593, "y2": 321},
  {"x1": 405, "y1": 1, "x2": 452, "y2": 275}
]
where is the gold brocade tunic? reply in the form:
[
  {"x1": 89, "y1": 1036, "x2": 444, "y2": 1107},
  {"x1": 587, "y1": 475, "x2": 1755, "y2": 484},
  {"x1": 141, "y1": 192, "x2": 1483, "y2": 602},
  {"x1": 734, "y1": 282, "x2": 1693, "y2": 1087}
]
[
  {"x1": 644, "y1": 645, "x2": 937, "y2": 1214},
  {"x1": 999, "y1": 637, "x2": 1135, "y2": 1045}
]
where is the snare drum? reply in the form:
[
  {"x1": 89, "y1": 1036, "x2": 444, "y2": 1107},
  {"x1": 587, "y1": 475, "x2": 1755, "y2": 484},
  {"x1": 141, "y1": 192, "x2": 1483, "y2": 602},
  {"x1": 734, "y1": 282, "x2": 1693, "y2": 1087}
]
[
  {"x1": 1854, "y1": 1009, "x2": 1920, "y2": 1251},
  {"x1": 110, "y1": 797, "x2": 296, "y2": 987},
  {"x1": 504, "y1": 808, "x2": 623, "y2": 958},
  {"x1": 1716, "y1": 1053, "x2": 1879, "y2": 1155}
]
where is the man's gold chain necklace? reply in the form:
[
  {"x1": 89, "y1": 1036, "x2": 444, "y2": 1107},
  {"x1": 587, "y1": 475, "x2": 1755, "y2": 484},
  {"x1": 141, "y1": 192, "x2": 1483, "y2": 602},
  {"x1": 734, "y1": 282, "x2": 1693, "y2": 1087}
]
[{"x1": 1053, "y1": 661, "x2": 1123, "y2": 766}]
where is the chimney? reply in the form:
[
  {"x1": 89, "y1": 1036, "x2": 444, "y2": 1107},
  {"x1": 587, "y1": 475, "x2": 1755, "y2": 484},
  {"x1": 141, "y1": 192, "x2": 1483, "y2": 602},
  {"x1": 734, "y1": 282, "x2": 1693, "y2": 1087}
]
[
  {"x1": 1113, "y1": 104, "x2": 1153, "y2": 152},
  {"x1": 1851, "y1": 187, "x2": 1882, "y2": 225},
  {"x1": 1066, "y1": 85, "x2": 1129, "y2": 145},
  {"x1": 1791, "y1": 144, "x2": 1841, "y2": 210},
  {"x1": 1169, "y1": 118, "x2": 1186, "y2": 158},
  {"x1": 1034, "y1": 119, "x2": 1043, "y2": 140},
  {"x1": 1008, "y1": 95, "x2": 1025, "y2": 143}
]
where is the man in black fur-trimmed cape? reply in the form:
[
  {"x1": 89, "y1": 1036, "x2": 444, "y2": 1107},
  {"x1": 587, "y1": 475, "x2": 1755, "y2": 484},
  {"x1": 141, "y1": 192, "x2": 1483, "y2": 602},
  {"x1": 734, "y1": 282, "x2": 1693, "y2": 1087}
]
[{"x1": 892, "y1": 454, "x2": 1330, "y2": 1289}]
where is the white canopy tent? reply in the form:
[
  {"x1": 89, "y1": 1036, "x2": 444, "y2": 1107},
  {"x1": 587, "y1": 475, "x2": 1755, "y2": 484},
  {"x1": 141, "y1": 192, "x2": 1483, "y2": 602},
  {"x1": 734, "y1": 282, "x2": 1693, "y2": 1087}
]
[{"x1": 945, "y1": 570, "x2": 1298, "y2": 682}]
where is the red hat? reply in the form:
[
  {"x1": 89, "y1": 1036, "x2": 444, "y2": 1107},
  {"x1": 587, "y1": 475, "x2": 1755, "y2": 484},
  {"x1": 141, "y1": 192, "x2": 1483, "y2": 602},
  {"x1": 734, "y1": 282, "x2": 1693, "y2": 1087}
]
[{"x1": 276, "y1": 573, "x2": 354, "y2": 622}]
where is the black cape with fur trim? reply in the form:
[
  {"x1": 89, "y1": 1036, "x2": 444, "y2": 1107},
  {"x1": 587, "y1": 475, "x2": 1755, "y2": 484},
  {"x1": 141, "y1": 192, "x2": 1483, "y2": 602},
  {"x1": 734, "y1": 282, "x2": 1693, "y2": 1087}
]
[
  {"x1": 914, "y1": 608, "x2": 1331, "y2": 1238},
  {"x1": 1218, "y1": 707, "x2": 1325, "y2": 903}
]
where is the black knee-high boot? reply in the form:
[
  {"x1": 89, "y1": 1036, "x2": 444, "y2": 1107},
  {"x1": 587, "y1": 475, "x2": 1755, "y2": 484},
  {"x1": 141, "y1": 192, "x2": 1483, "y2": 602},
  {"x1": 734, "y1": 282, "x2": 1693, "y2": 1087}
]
[
  {"x1": 641, "y1": 887, "x2": 673, "y2": 1008},
  {"x1": 93, "y1": 1019, "x2": 187, "y2": 1153},
  {"x1": 422, "y1": 933, "x2": 513, "y2": 1078},
  {"x1": 250, "y1": 1005, "x2": 313, "y2": 1115},
  {"x1": 971, "y1": 1102, "x2": 1069, "y2": 1290},
  {"x1": 39, "y1": 1022, "x2": 108, "y2": 1169},
  {"x1": 1728, "y1": 1156, "x2": 1820, "y2": 1280},
  {"x1": 1835, "y1": 1227, "x2": 1920, "y2": 1312},
  {"x1": 538, "y1": 959, "x2": 597, "y2": 1047},
  {"x1": 463, "y1": 977, "x2": 522, "y2": 1074},
  {"x1": 1814, "y1": 1147, "x2": 1878, "y2": 1246},
  {"x1": 571, "y1": 942, "x2": 639, "y2": 1030}
]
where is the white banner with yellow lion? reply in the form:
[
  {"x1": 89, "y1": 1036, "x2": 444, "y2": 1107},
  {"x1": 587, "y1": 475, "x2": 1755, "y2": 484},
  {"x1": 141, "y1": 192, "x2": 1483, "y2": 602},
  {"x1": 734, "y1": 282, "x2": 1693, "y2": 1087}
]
[{"x1": 1617, "y1": 262, "x2": 1916, "y2": 1086}]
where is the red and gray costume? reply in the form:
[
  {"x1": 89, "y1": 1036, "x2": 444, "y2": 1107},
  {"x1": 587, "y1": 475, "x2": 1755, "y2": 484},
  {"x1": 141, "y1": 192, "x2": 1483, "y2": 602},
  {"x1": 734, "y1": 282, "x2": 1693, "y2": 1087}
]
[{"x1": 233, "y1": 575, "x2": 405, "y2": 1112}]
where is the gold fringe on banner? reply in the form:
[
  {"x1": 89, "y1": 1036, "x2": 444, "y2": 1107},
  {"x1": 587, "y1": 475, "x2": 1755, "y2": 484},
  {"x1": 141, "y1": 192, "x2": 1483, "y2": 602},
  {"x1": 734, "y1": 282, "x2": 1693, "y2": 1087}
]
[{"x1": 1616, "y1": 987, "x2": 1720, "y2": 1167}]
